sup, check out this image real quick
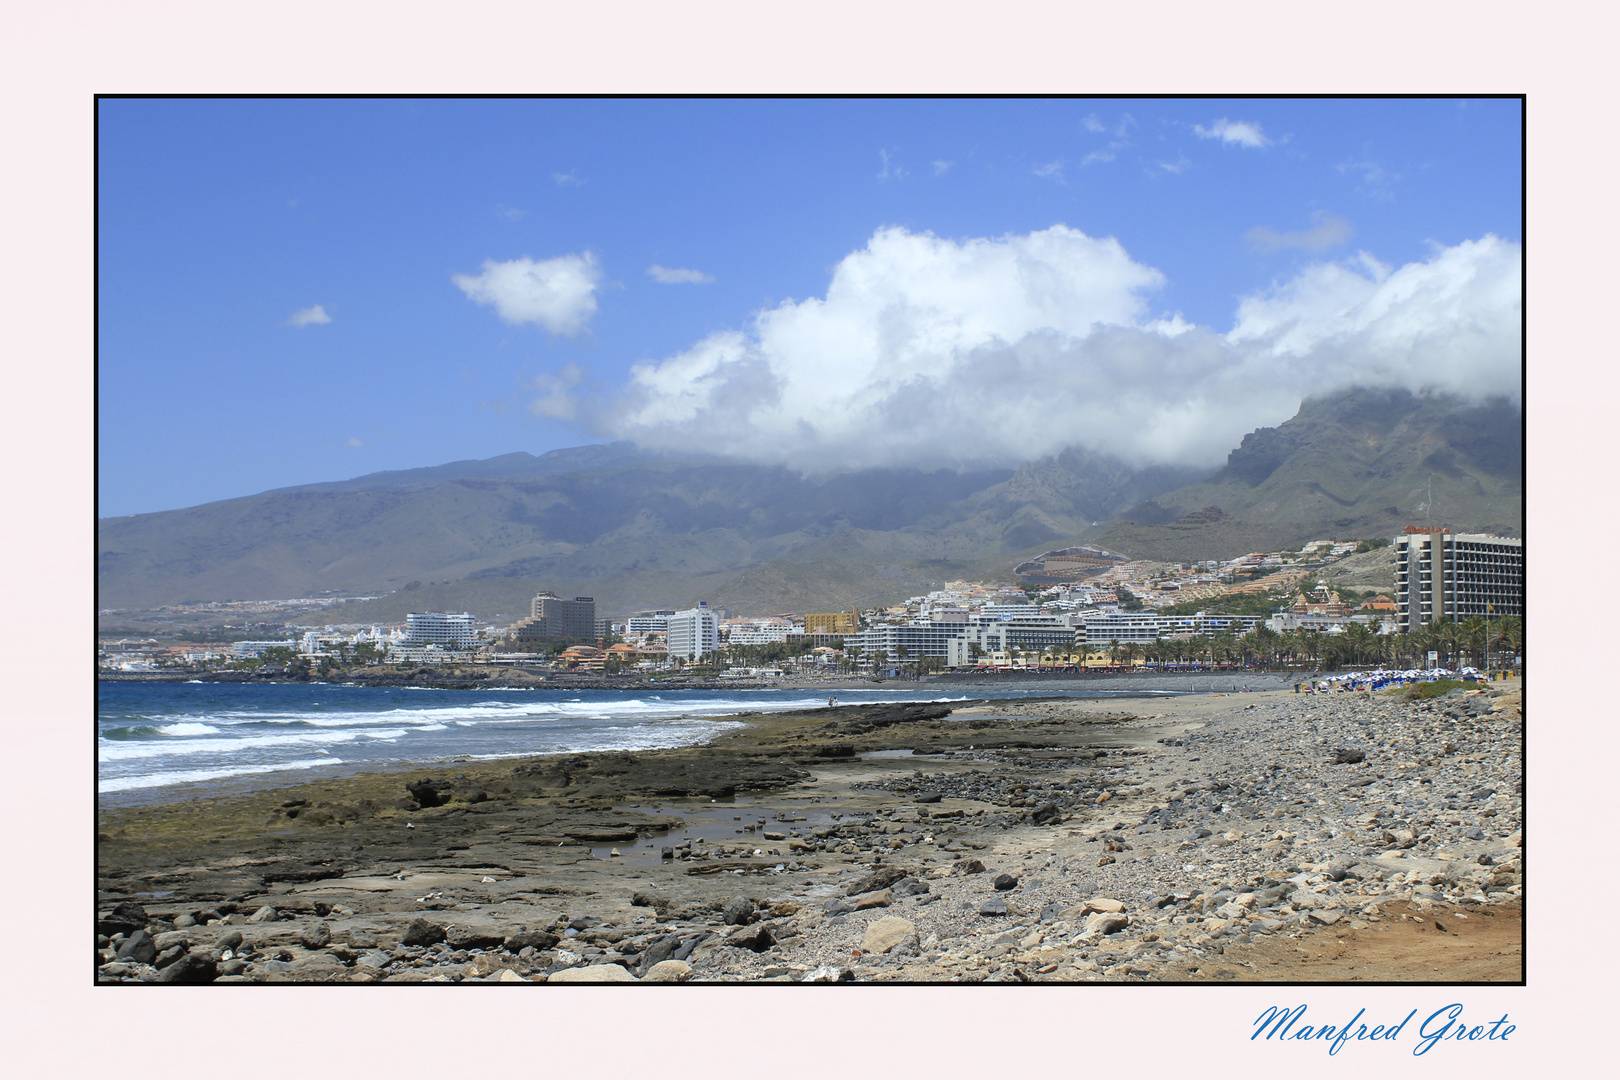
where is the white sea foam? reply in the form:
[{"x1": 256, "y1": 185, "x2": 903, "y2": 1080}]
[
  {"x1": 99, "y1": 758, "x2": 342, "y2": 793},
  {"x1": 97, "y1": 727, "x2": 411, "y2": 761},
  {"x1": 156, "y1": 722, "x2": 221, "y2": 736}
]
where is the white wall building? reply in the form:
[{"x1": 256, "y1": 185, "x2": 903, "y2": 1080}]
[
  {"x1": 667, "y1": 603, "x2": 721, "y2": 661},
  {"x1": 402, "y1": 611, "x2": 477, "y2": 648}
]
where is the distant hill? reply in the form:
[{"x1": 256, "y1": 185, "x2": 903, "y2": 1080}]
[
  {"x1": 1096, "y1": 388, "x2": 1522, "y2": 561},
  {"x1": 97, "y1": 386, "x2": 1521, "y2": 621}
]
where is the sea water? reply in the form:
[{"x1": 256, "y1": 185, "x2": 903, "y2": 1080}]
[{"x1": 97, "y1": 681, "x2": 1173, "y2": 805}]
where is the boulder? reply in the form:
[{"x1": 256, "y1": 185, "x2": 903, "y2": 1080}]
[
  {"x1": 216, "y1": 930, "x2": 244, "y2": 953},
  {"x1": 1334, "y1": 749, "x2": 1367, "y2": 765},
  {"x1": 724, "y1": 924, "x2": 776, "y2": 953},
  {"x1": 401, "y1": 918, "x2": 447, "y2": 947},
  {"x1": 1030, "y1": 802, "x2": 1060, "y2": 824},
  {"x1": 993, "y1": 874, "x2": 1019, "y2": 891},
  {"x1": 979, "y1": 897, "x2": 1009, "y2": 917},
  {"x1": 546, "y1": 964, "x2": 638, "y2": 983},
  {"x1": 644, "y1": 960, "x2": 693, "y2": 982},
  {"x1": 861, "y1": 916, "x2": 916, "y2": 955},
  {"x1": 1080, "y1": 897, "x2": 1125, "y2": 915},
  {"x1": 246, "y1": 906, "x2": 278, "y2": 924},
  {"x1": 116, "y1": 931, "x2": 157, "y2": 965},
  {"x1": 446, "y1": 925, "x2": 506, "y2": 950},
  {"x1": 802, "y1": 965, "x2": 855, "y2": 983},
  {"x1": 722, "y1": 896, "x2": 755, "y2": 926},
  {"x1": 1083, "y1": 912, "x2": 1130, "y2": 936},
  {"x1": 852, "y1": 890, "x2": 892, "y2": 911},
  {"x1": 953, "y1": 858, "x2": 986, "y2": 875},
  {"x1": 844, "y1": 866, "x2": 909, "y2": 897},
  {"x1": 406, "y1": 778, "x2": 447, "y2": 807},
  {"x1": 299, "y1": 923, "x2": 331, "y2": 950},
  {"x1": 504, "y1": 929, "x2": 560, "y2": 953},
  {"x1": 98, "y1": 901, "x2": 150, "y2": 936},
  {"x1": 153, "y1": 952, "x2": 217, "y2": 985},
  {"x1": 152, "y1": 930, "x2": 192, "y2": 953}
]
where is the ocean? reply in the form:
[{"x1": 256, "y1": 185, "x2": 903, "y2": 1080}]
[{"x1": 96, "y1": 681, "x2": 1175, "y2": 806}]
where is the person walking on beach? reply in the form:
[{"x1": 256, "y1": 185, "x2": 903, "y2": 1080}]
[{"x1": 827, "y1": 696, "x2": 837, "y2": 707}]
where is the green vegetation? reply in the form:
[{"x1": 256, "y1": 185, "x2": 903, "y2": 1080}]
[
  {"x1": 1158, "y1": 591, "x2": 1287, "y2": 617},
  {"x1": 1116, "y1": 587, "x2": 1145, "y2": 612},
  {"x1": 1396, "y1": 678, "x2": 1475, "y2": 701}
]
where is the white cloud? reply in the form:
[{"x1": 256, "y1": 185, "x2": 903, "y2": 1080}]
[
  {"x1": 530, "y1": 363, "x2": 585, "y2": 420},
  {"x1": 1338, "y1": 159, "x2": 1400, "y2": 200},
  {"x1": 648, "y1": 264, "x2": 715, "y2": 285},
  {"x1": 553, "y1": 170, "x2": 584, "y2": 187},
  {"x1": 496, "y1": 205, "x2": 527, "y2": 220},
  {"x1": 1246, "y1": 211, "x2": 1354, "y2": 252},
  {"x1": 286, "y1": 304, "x2": 332, "y2": 327},
  {"x1": 1156, "y1": 154, "x2": 1192, "y2": 175},
  {"x1": 1033, "y1": 160, "x2": 1065, "y2": 182},
  {"x1": 603, "y1": 226, "x2": 1521, "y2": 473},
  {"x1": 1081, "y1": 146, "x2": 1118, "y2": 167},
  {"x1": 932, "y1": 160, "x2": 953, "y2": 176},
  {"x1": 877, "y1": 149, "x2": 906, "y2": 181},
  {"x1": 1194, "y1": 118, "x2": 1270, "y2": 148},
  {"x1": 453, "y1": 252, "x2": 602, "y2": 335},
  {"x1": 346, "y1": 437, "x2": 364, "y2": 447},
  {"x1": 1081, "y1": 113, "x2": 1105, "y2": 133}
]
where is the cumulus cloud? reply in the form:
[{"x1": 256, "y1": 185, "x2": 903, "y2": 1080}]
[
  {"x1": 1195, "y1": 118, "x2": 1270, "y2": 148},
  {"x1": 286, "y1": 304, "x2": 332, "y2": 327},
  {"x1": 648, "y1": 264, "x2": 715, "y2": 284},
  {"x1": 1246, "y1": 211, "x2": 1354, "y2": 252},
  {"x1": 1033, "y1": 160, "x2": 1065, "y2": 182},
  {"x1": 932, "y1": 160, "x2": 953, "y2": 176},
  {"x1": 600, "y1": 225, "x2": 1521, "y2": 474},
  {"x1": 1081, "y1": 113, "x2": 1106, "y2": 133},
  {"x1": 453, "y1": 252, "x2": 602, "y2": 335}
]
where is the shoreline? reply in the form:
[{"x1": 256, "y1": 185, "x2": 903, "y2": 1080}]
[{"x1": 97, "y1": 680, "x2": 1522, "y2": 983}]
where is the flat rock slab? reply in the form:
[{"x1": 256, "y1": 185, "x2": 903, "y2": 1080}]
[
  {"x1": 861, "y1": 916, "x2": 916, "y2": 954},
  {"x1": 546, "y1": 964, "x2": 639, "y2": 983}
]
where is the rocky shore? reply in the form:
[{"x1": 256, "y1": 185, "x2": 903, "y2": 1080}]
[{"x1": 96, "y1": 680, "x2": 1522, "y2": 983}]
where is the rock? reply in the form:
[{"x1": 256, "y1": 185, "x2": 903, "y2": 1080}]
[
  {"x1": 844, "y1": 866, "x2": 909, "y2": 896},
  {"x1": 447, "y1": 926, "x2": 505, "y2": 950},
  {"x1": 1308, "y1": 910, "x2": 1344, "y2": 926},
  {"x1": 154, "y1": 945, "x2": 187, "y2": 969},
  {"x1": 890, "y1": 877, "x2": 930, "y2": 898},
  {"x1": 979, "y1": 897, "x2": 1009, "y2": 917},
  {"x1": 497, "y1": 969, "x2": 528, "y2": 983},
  {"x1": 152, "y1": 930, "x2": 192, "y2": 953},
  {"x1": 915, "y1": 791, "x2": 943, "y2": 804},
  {"x1": 246, "y1": 905, "x2": 278, "y2": 923},
  {"x1": 504, "y1": 929, "x2": 560, "y2": 952},
  {"x1": 98, "y1": 900, "x2": 150, "y2": 936},
  {"x1": 644, "y1": 960, "x2": 693, "y2": 982},
  {"x1": 401, "y1": 919, "x2": 447, "y2": 947},
  {"x1": 1080, "y1": 897, "x2": 1125, "y2": 915},
  {"x1": 546, "y1": 964, "x2": 638, "y2": 983},
  {"x1": 463, "y1": 954, "x2": 514, "y2": 978},
  {"x1": 356, "y1": 950, "x2": 393, "y2": 971},
  {"x1": 724, "y1": 924, "x2": 776, "y2": 953},
  {"x1": 406, "y1": 778, "x2": 447, "y2": 807},
  {"x1": 116, "y1": 930, "x2": 157, "y2": 965},
  {"x1": 993, "y1": 874, "x2": 1019, "y2": 891},
  {"x1": 154, "y1": 953, "x2": 217, "y2": 984},
  {"x1": 1030, "y1": 802, "x2": 1060, "y2": 824},
  {"x1": 1084, "y1": 913, "x2": 1130, "y2": 936},
  {"x1": 802, "y1": 965, "x2": 856, "y2": 983},
  {"x1": 852, "y1": 889, "x2": 892, "y2": 911},
  {"x1": 299, "y1": 923, "x2": 331, "y2": 950},
  {"x1": 172, "y1": 914, "x2": 196, "y2": 929},
  {"x1": 953, "y1": 858, "x2": 986, "y2": 875},
  {"x1": 630, "y1": 890, "x2": 671, "y2": 913},
  {"x1": 348, "y1": 931, "x2": 380, "y2": 950},
  {"x1": 1334, "y1": 749, "x2": 1367, "y2": 765},
  {"x1": 722, "y1": 896, "x2": 755, "y2": 926},
  {"x1": 861, "y1": 916, "x2": 916, "y2": 954},
  {"x1": 217, "y1": 930, "x2": 244, "y2": 953}
]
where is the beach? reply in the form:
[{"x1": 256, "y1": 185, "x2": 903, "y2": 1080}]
[{"x1": 96, "y1": 677, "x2": 1522, "y2": 983}]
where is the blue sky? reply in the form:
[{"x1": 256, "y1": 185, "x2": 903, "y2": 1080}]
[{"x1": 98, "y1": 97, "x2": 1522, "y2": 518}]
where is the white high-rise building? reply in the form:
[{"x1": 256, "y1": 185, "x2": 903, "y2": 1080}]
[
  {"x1": 666, "y1": 603, "x2": 721, "y2": 661},
  {"x1": 403, "y1": 611, "x2": 477, "y2": 648}
]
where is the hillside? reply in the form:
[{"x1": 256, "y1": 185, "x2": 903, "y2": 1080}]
[
  {"x1": 1095, "y1": 388, "x2": 1521, "y2": 561},
  {"x1": 97, "y1": 386, "x2": 1521, "y2": 621}
]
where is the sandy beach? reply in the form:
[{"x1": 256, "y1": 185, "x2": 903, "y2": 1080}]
[{"x1": 96, "y1": 678, "x2": 1522, "y2": 983}]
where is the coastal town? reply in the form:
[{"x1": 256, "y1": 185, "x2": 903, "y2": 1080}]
[{"x1": 99, "y1": 526, "x2": 1524, "y2": 682}]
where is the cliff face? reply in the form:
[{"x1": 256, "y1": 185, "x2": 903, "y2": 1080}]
[{"x1": 1098, "y1": 387, "x2": 1522, "y2": 561}]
